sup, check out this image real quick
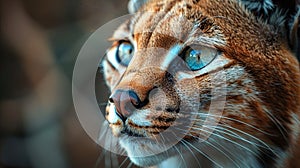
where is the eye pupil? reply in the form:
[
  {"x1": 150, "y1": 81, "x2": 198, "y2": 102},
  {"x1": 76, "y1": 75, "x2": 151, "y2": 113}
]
[
  {"x1": 190, "y1": 50, "x2": 201, "y2": 61},
  {"x1": 182, "y1": 46, "x2": 217, "y2": 71}
]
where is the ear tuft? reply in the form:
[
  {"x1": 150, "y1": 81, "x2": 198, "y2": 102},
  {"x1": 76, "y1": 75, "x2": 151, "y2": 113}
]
[
  {"x1": 128, "y1": 0, "x2": 149, "y2": 14},
  {"x1": 240, "y1": 0, "x2": 274, "y2": 15},
  {"x1": 239, "y1": 0, "x2": 299, "y2": 60},
  {"x1": 238, "y1": 0, "x2": 286, "y2": 27}
]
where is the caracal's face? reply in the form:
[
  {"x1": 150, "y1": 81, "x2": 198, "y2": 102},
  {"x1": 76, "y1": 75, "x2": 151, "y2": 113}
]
[{"x1": 102, "y1": 0, "x2": 300, "y2": 167}]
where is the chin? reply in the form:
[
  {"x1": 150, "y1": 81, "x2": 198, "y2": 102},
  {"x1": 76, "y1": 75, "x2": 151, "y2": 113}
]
[
  {"x1": 129, "y1": 152, "x2": 169, "y2": 167},
  {"x1": 119, "y1": 135, "x2": 178, "y2": 167}
]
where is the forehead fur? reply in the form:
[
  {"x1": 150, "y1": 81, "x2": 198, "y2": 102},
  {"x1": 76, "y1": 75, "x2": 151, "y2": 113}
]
[
  {"x1": 123, "y1": 0, "x2": 300, "y2": 117},
  {"x1": 131, "y1": 0, "x2": 286, "y2": 53},
  {"x1": 141, "y1": 0, "x2": 281, "y2": 49},
  {"x1": 130, "y1": 0, "x2": 224, "y2": 49}
]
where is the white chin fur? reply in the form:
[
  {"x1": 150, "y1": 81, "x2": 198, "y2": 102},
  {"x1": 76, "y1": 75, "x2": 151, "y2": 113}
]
[
  {"x1": 119, "y1": 136, "x2": 174, "y2": 166},
  {"x1": 120, "y1": 136, "x2": 266, "y2": 168},
  {"x1": 129, "y1": 153, "x2": 169, "y2": 167}
]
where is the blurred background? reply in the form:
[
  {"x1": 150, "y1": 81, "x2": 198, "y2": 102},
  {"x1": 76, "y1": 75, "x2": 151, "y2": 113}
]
[
  {"x1": 1, "y1": 0, "x2": 300, "y2": 168},
  {"x1": 0, "y1": 0, "x2": 129, "y2": 167}
]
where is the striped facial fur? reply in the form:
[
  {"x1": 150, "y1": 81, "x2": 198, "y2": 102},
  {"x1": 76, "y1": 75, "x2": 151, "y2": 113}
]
[{"x1": 101, "y1": 0, "x2": 300, "y2": 167}]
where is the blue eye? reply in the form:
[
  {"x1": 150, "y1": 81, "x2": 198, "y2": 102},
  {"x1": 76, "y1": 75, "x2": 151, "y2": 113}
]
[
  {"x1": 116, "y1": 41, "x2": 134, "y2": 66},
  {"x1": 182, "y1": 46, "x2": 217, "y2": 71}
]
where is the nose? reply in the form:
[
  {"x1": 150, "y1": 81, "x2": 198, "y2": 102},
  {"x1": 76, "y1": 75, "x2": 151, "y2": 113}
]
[{"x1": 109, "y1": 90, "x2": 142, "y2": 121}]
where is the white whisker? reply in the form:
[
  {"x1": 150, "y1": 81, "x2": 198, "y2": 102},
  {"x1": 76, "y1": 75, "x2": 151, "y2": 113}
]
[
  {"x1": 119, "y1": 156, "x2": 130, "y2": 168},
  {"x1": 218, "y1": 124, "x2": 278, "y2": 156},
  {"x1": 191, "y1": 113, "x2": 274, "y2": 136},
  {"x1": 203, "y1": 138, "x2": 241, "y2": 168},
  {"x1": 263, "y1": 107, "x2": 289, "y2": 142},
  {"x1": 177, "y1": 126, "x2": 258, "y2": 156},
  {"x1": 212, "y1": 126, "x2": 267, "y2": 149},
  {"x1": 174, "y1": 145, "x2": 188, "y2": 168},
  {"x1": 176, "y1": 128, "x2": 241, "y2": 168},
  {"x1": 181, "y1": 139, "x2": 224, "y2": 168},
  {"x1": 126, "y1": 162, "x2": 133, "y2": 168},
  {"x1": 180, "y1": 140, "x2": 202, "y2": 168}
]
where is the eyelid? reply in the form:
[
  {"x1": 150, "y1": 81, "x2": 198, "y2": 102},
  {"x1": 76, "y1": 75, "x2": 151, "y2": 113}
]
[
  {"x1": 183, "y1": 35, "x2": 225, "y2": 49},
  {"x1": 109, "y1": 39, "x2": 134, "y2": 52},
  {"x1": 179, "y1": 45, "x2": 216, "y2": 59},
  {"x1": 108, "y1": 36, "x2": 131, "y2": 42}
]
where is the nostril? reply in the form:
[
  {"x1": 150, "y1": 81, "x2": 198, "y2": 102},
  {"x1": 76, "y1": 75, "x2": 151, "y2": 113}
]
[
  {"x1": 128, "y1": 90, "x2": 141, "y2": 107},
  {"x1": 109, "y1": 97, "x2": 114, "y2": 103}
]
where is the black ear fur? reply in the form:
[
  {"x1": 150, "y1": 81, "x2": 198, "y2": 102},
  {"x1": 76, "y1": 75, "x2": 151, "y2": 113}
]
[{"x1": 240, "y1": 0, "x2": 300, "y2": 61}]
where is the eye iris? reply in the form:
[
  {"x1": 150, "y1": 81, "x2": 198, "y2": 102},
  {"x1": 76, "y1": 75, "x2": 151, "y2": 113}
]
[
  {"x1": 117, "y1": 42, "x2": 134, "y2": 66},
  {"x1": 186, "y1": 49, "x2": 205, "y2": 70}
]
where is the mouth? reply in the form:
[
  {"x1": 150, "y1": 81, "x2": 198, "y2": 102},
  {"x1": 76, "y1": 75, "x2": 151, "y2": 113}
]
[{"x1": 121, "y1": 126, "x2": 145, "y2": 137}]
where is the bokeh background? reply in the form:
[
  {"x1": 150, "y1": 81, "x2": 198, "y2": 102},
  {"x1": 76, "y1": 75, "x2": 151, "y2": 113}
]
[
  {"x1": 1, "y1": 0, "x2": 300, "y2": 168},
  {"x1": 0, "y1": 0, "x2": 129, "y2": 167}
]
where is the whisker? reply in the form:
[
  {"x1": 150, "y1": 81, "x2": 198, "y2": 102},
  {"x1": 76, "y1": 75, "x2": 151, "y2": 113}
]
[
  {"x1": 176, "y1": 126, "x2": 258, "y2": 156},
  {"x1": 203, "y1": 138, "x2": 241, "y2": 168},
  {"x1": 210, "y1": 127, "x2": 269, "y2": 162},
  {"x1": 104, "y1": 149, "x2": 112, "y2": 168},
  {"x1": 174, "y1": 145, "x2": 188, "y2": 168},
  {"x1": 206, "y1": 136, "x2": 246, "y2": 167},
  {"x1": 217, "y1": 124, "x2": 278, "y2": 156},
  {"x1": 211, "y1": 126, "x2": 268, "y2": 150},
  {"x1": 157, "y1": 131, "x2": 172, "y2": 159},
  {"x1": 151, "y1": 132, "x2": 169, "y2": 159},
  {"x1": 191, "y1": 113, "x2": 274, "y2": 136},
  {"x1": 176, "y1": 128, "x2": 240, "y2": 168},
  {"x1": 95, "y1": 148, "x2": 106, "y2": 168},
  {"x1": 119, "y1": 156, "x2": 130, "y2": 168},
  {"x1": 180, "y1": 140, "x2": 202, "y2": 168},
  {"x1": 264, "y1": 108, "x2": 289, "y2": 142},
  {"x1": 110, "y1": 152, "x2": 119, "y2": 168},
  {"x1": 184, "y1": 124, "x2": 270, "y2": 164},
  {"x1": 126, "y1": 161, "x2": 133, "y2": 168},
  {"x1": 181, "y1": 139, "x2": 224, "y2": 168}
]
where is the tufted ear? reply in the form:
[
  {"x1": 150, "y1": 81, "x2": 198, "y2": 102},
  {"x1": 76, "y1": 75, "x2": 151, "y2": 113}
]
[
  {"x1": 240, "y1": 0, "x2": 300, "y2": 60},
  {"x1": 289, "y1": 7, "x2": 300, "y2": 60},
  {"x1": 239, "y1": 0, "x2": 290, "y2": 26},
  {"x1": 239, "y1": 0, "x2": 275, "y2": 15},
  {"x1": 128, "y1": 0, "x2": 149, "y2": 14}
]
